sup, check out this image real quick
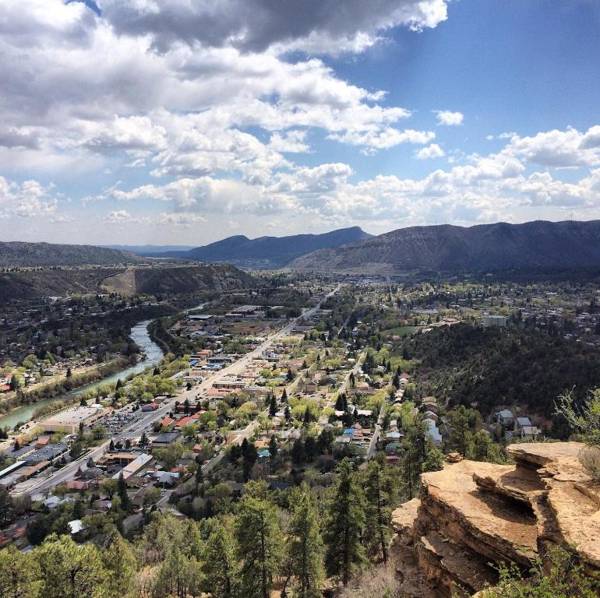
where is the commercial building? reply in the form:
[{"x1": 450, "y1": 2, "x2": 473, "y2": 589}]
[
  {"x1": 42, "y1": 405, "x2": 106, "y2": 434},
  {"x1": 112, "y1": 453, "x2": 153, "y2": 481}
]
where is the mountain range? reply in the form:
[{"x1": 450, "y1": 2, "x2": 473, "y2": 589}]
[
  {"x1": 105, "y1": 244, "x2": 195, "y2": 256},
  {"x1": 290, "y1": 220, "x2": 600, "y2": 274},
  {"x1": 5, "y1": 220, "x2": 600, "y2": 276},
  {"x1": 147, "y1": 226, "x2": 372, "y2": 268}
]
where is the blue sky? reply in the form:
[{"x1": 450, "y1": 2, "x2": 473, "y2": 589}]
[{"x1": 0, "y1": 0, "x2": 599, "y2": 244}]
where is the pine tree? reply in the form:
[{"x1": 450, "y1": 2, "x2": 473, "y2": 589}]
[
  {"x1": 324, "y1": 459, "x2": 366, "y2": 585},
  {"x1": 285, "y1": 484, "x2": 324, "y2": 598},
  {"x1": 195, "y1": 461, "x2": 204, "y2": 495},
  {"x1": 303, "y1": 407, "x2": 312, "y2": 426},
  {"x1": 335, "y1": 392, "x2": 346, "y2": 411},
  {"x1": 363, "y1": 459, "x2": 395, "y2": 563},
  {"x1": 0, "y1": 487, "x2": 14, "y2": 527},
  {"x1": 0, "y1": 545, "x2": 39, "y2": 598},
  {"x1": 203, "y1": 519, "x2": 238, "y2": 598},
  {"x1": 236, "y1": 496, "x2": 282, "y2": 598},
  {"x1": 399, "y1": 423, "x2": 424, "y2": 499},
  {"x1": 268, "y1": 393, "x2": 277, "y2": 417},
  {"x1": 291, "y1": 439, "x2": 305, "y2": 465},
  {"x1": 36, "y1": 534, "x2": 108, "y2": 598},
  {"x1": 281, "y1": 388, "x2": 288, "y2": 403},
  {"x1": 100, "y1": 531, "x2": 136, "y2": 598},
  {"x1": 241, "y1": 439, "x2": 258, "y2": 482},
  {"x1": 269, "y1": 434, "x2": 278, "y2": 459},
  {"x1": 155, "y1": 546, "x2": 202, "y2": 598},
  {"x1": 117, "y1": 473, "x2": 131, "y2": 512}
]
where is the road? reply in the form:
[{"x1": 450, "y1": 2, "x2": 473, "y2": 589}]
[
  {"x1": 337, "y1": 350, "x2": 367, "y2": 396},
  {"x1": 367, "y1": 402, "x2": 387, "y2": 460},
  {"x1": 13, "y1": 285, "x2": 339, "y2": 497}
]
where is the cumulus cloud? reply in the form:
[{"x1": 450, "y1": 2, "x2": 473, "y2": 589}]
[
  {"x1": 269, "y1": 130, "x2": 310, "y2": 153},
  {"x1": 100, "y1": 0, "x2": 449, "y2": 54},
  {"x1": 106, "y1": 176, "x2": 296, "y2": 215},
  {"x1": 0, "y1": 0, "x2": 435, "y2": 181},
  {"x1": 415, "y1": 143, "x2": 445, "y2": 160},
  {"x1": 0, "y1": 176, "x2": 59, "y2": 219},
  {"x1": 435, "y1": 110, "x2": 464, "y2": 126},
  {"x1": 100, "y1": 138, "x2": 600, "y2": 229},
  {"x1": 502, "y1": 126, "x2": 600, "y2": 168},
  {"x1": 2, "y1": 0, "x2": 600, "y2": 243}
]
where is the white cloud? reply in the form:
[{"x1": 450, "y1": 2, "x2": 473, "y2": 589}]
[
  {"x1": 0, "y1": 176, "x2": 59, "y2": 219},
  {"x1": 2, "y1": 1, "x2": 600, "y2": 244},
  {"x1": 415, "y1": 143, "x2": 445, "y2": 160},
  {"x1": 329, "y1": 128, "x2": 434, "y2": 152},
  {"x1": 100, "y1": 138, "x2": 600, "y2": 229},
  {"x1": 0, "y1": 0, "x2": 435, "y2": 181},
  {"x1": 435, "y1": 110, "x2": 464, "y2": 126},
  {"x1": 269, "y1": 130, "x2": 310, "y2": 153},
  {"x1": 502, "y1": 126, "x2": 600, "y2": 168},
  {"x1": 107, "y1": 176, "x2": 296, "y2": 215}
]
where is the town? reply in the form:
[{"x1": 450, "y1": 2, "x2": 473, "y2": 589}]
[{"x1": 0, "y1": 270, "x2": 599, "y2": 595}]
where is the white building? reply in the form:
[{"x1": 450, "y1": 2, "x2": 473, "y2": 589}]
[{"x1": 42, "y1": 405, "x2": 106, "y2": 434}]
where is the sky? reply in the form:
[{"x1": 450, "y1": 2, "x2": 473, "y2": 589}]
[{"x1": 1, "y1": 0, "x2": 600, "y2": 245}]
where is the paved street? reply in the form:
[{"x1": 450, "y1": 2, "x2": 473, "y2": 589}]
[{"x1": 13, "y1": 286, "x2": 339, "y2": 497}]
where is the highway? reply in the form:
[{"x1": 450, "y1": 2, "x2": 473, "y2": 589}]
[{"x1": 13, "y1": 285, "x2": 339, "y2": 497}]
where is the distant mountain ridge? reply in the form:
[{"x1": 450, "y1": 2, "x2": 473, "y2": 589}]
[
  {"x1": 105, "y1": 244, "x2": 195, "y2": 255},
  {"x1": 154, "y1": 226, "x2": 372, "y2": 268},
  {"x1": 290, "y1": 220, "x2": 600, "y2": 274},
  {"x1": 0, "y1": 241, "x2": 137, "y2": 267}
]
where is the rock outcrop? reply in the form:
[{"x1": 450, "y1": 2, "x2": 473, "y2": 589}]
[{"x1": 390, "y1": 442, "x2": 600, "y2": 597}]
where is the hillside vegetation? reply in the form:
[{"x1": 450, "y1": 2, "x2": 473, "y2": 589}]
[
  {"x1": 403, "y1": 323, "x2": 600, "y2": 421},
  {"x1": 291, "y1": 220, "x2": 600, "y2": 274},
  {"x1": 0, "y1": 268, "x2": 124, "y2": 304},
  {"x1": 156, "y1": 226, "x2": 372, "y2": 268},
  {"x1": 102, "y1": 264, "x2": 256, "y2": 296},
  {"x1": 0, "y1": 241, "x2": 137, "y2": 267},
  {"x1": 0, "y1": 264, "x2": 256, "y2": 303}
]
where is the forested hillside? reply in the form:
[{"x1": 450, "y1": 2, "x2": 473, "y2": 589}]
[
  {"x1": 0, "y1": 241, "x2": 137, "y2": 267},
  {"x1": 291, "y1": 220, "x2": 600, "y2": 274},
  {"x1": 403, "y1": 323, "x2": 600, "y2": 422}
]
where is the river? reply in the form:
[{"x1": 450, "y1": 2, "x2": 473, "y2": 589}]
[{"x1": 0, "y1": 320, "x2": 164, "y2": 430}]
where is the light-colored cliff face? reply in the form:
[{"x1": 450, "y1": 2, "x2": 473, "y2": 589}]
[{"x1": 390, "y1": 442, "x2": 600, "y2": 597}]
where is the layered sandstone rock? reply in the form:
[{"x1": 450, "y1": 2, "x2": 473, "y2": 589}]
[{"x1": 391, "y1": 442, "x2": 600, "y2": 597}]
